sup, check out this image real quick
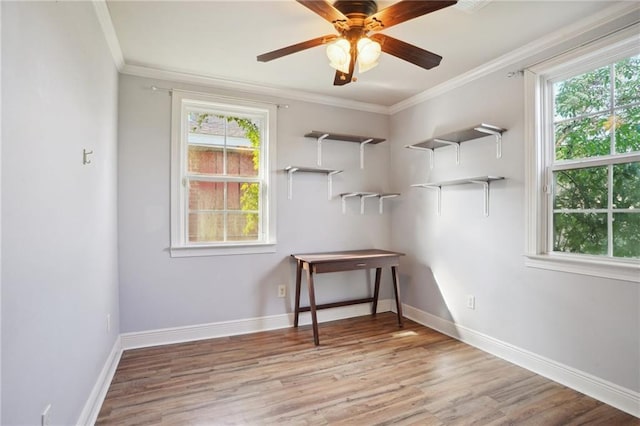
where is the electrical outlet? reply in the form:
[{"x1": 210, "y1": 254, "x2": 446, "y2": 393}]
[
  {"x1": 107, "y1": 314, "x2": 111, "y2": 332},
  {"x1": 466, "y1": 295, "x2": 476, "y2": 310},
  {"x1": 41, "y1": 404, "x2": 51, "y2": 426},
  {"x1": 277, "y1": 285, "x2": 286, "y2": 298}
]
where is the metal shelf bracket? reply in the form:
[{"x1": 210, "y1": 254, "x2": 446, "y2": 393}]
[
  {"x1": 404, "y1": 145, "x2": 434, "y2": 169},
  {"x1": 327, "y1": 170, "x2": 341, "y2": 200},
  {"x1": 340, "y1": 193, "x2": 359, "y2": 214},
  {"x1": 412, "y1": 185, "x2": 442, "y2": 216},
  {"x1": 474, "y1": 126, "x2": 503, "y2": 159},
  {"x1": 360, "y1": 193, "x2": 378, "y2": 214},
  {"x1": 433, "y1": 139, "x2": 460, "y2": 165},
  {"x1": 360, "y1": 139, "x2": 374, "y2": 169},
  {"x1": 286, "y1": 167, "x2": 300, "y2": 200},
  {"x1": 378, "y1": 194, "x2": 400, "y2": 214},
  {"x1": 316, "y1": 133, "x2": 329, "y2": 166},
  {"x1": 470, "y1": 180, "x2": 491, "y2": 216}
]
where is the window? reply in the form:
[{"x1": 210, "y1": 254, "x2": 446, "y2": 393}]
[
  {"x1": 170, "y1": 90, "x2": 276, "y2": 257},
  {"x1": 525, "y1": 28, "x2": 639, "y2": 281}
]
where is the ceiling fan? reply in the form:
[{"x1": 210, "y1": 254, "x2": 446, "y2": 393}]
[{"x1": 257, "y1": 0, "x2": 457, "y2": 86}]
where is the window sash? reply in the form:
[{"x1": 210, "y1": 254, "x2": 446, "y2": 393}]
[
  {"x1": 543, "y1": 52, "x2": 639, "y2": 260},
  {"x1": 170, "y1": 90, "x2": 277, "y2": 256},
  {"x1": 548, "y1": 163, "x2": 639, "y2": 258},
  {"x1": 185, "y1": 178, "x2": 263, "y2": 243},
  {"x1": 524, "y1": 25, "x2": 640, "y2": 281}
]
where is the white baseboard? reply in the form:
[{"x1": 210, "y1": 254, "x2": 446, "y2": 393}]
[
  {"x1": 120, "y1": 299, "x2": 393, "y2": 350},
  {"x1": 77, "y1": 336, "x2": 123, "y2": 426},
  {"x1": 401, "y1": 304, "x2": 640, "y2": 418}
]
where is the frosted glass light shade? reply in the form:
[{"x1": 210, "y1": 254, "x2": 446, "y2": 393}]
[
  {"x1": 326, "y1": 38, "x2": 351, "y2": 74},
  {"x1": 357, "y1": 37, "x2": 381, "y2": 73}
]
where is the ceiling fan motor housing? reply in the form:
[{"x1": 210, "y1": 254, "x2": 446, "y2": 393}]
[{"x1": 333, "y1": 1, "x2": 378, "y2": 19}]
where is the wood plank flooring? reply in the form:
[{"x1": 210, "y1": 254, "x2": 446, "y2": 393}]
[{"x1": 97, "y1": 313, "x2": 639, "y2": 425}]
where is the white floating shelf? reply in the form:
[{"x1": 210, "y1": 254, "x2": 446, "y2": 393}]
[
  {"x1": 405, "y1": 123, "x2": 507, "y2": 169},
  {"x1": 284, "y1": 166, "x2": 342, "y2": 200},
  {"x1": 304, "y1": 131, "x2": 386, "y2": 169},
  {"x1": 411, "y1": 176, "x2": 504, "y2": 216}
]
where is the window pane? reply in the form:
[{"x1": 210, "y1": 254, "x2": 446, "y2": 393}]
[
  {"x1": 225, "y1": 117, "x2": 260, "y2": 177},
  {"x1": 189, "y1": 181, "x2": 224, "y2": 211},
  {"x1": 188, "y1": 112, "x2": 225, "y2": 139},
  {"x1": 553, "y1": 65, "x2": 610, "y2": 121},
  {"x1": 554, "y1": 166, "x2": 607, "y2": 209},
  {"x1": 188, "y1": 145, "x2": 223, "y2": 175},
  {"x1": 227, "y1": 213, "x2": 259, "y2": 241},
  {"x1": 613, "y1": 213, "x2": 640, "y2": 258},
  {"x1": 188, "y1": 113, "x2": 261, "y2": 178},
  {"x1": 615, "y1": 106, "x2": 640, "y2": 154},
  {"x1": 554, "y1": 114, "x2": 610, "y2": 160},
  {"x1": 226, "y1": 149, "x2": 258, "y2": 177},
  {"x1": 188, "y1": 212, "x2": 224, "y2": 243},
  {"x1": 188, "y1": 182, "x2": 260, "y2": 243},
  {"x1": 614, "y1": 55, "x2": 640, "y2": 107},
  {"x1": 553, "y1": 213, "x2": 607, "y2": 255},
  {"x1": 227, "y1": 182, "x2": 260, "y2": 211},
  {"x1": 613, "y1": 162, "x2": 640, "y2": 209},
  {"x1": 226, "y1": 119, "x2": 251, "y2": 148}
]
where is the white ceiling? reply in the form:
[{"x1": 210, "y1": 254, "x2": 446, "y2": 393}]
[{"x1": 105, "y1": 0, "x2": 626, "y2": 108}]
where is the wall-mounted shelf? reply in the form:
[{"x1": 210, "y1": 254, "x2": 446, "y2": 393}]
[
  {"x1": 405, "y1": 123, "x2": 506, "y2": 169},
  {"x1": 411, "y1": 176, "x2": 504, "y2": 217},
  {"x1": 305, "y1": 131, "x2": 386, "y2": 169},
  {"x1": 339, "y1": 192, "x2": 400, "y2": 214},
  {"x1": 284, "y1": 166, "x2": 342, "y2": 200}
]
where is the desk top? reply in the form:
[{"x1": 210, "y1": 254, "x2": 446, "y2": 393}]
[{"x1": 291, "y1": 249, "x2": 404, "y2": 264}]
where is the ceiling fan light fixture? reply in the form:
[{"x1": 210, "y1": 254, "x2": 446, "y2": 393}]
[
  {"x1": 326, "y1": 38, "x2": 351, "y2": 74},
  {"x1": 356, "y1": 37, "x2": 381, "y2": 73}
]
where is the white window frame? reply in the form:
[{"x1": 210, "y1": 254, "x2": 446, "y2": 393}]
[
  {"x1": 170, "y1": 90, "x2": 277, "y2": 257},
  {"x1": 524, "y1": 26, "x2": 640, "y2": 282}
]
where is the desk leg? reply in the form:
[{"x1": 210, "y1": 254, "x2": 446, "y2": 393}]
[
  {"x1": 294, "y1": 260, "x2": 302, "y2": 327},
  {"x1": 372, "y1": 267, "x2": 381, "y2": 316},
  {"x1": 307, "y1": 268, "x2": 320, "y2": 346},
  {"x1": 392, "y1": 266, "x2": 404, "y2": 327}
]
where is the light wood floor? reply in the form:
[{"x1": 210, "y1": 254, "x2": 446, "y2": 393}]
[{"x1": 97, "y1": 313, "x2": 639, "y2": 425}]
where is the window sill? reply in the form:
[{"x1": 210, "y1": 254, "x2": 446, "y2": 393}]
[
  {"x1": 525, "y1": 253, "x2": 639, "y2": 283},
  {"x1": 170, "y1": 242, "x2": 277, "y2": 257}
]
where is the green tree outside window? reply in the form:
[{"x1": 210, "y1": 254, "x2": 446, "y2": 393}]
[{"x1": 552, "y1": 55, "x2": 639, "y2": 258}]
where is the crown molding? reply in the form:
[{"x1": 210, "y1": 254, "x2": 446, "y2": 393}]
[
  {"x1": 92, "y1": 0, "x2": 124, "y2": 71},
  {"x1": 389, "y1": 1, "x2": 640, "y2": 115},
  {"x1": 120, "y1": 63, "x2": 391, "y2": 115}
]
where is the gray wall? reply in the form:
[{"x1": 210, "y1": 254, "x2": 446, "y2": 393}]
[
  {"x1": 1, "y1": 2, "x2": 637, "y2": 423},
  {"x1": 117, "y1": 74, "x2": 394, "y2": 333},
  {"x1": 389, "y1": 63, "x2": 639, "y2": 391},
  {"x1": 1, "y1": 2, "x2": 120, "y2": 424}
]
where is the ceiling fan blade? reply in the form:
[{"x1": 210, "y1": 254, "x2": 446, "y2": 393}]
[
  {"x1": 297, "y1": 0, "x2": 349, "y2": 26},
  {"x1": 370, "y1": 34, "x2": 442, "y2": 70},
  {"x1": 333, "y1": 70, "x2": 352, "y2": 86},
  {"x1": 366, "y1": 1, "x2": 457, "y2": 31},
  {"x1": 257, "y1": 34, "x2": 337, "y2": 62}
]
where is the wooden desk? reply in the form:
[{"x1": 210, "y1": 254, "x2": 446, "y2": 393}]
[{"x1": 291, "y1": 249, "x2": 404, "y2": 345}]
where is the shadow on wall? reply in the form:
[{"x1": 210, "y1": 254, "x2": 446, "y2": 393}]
[{"x1": 399, "y1": 255, "x2": 457, "y2": 335}]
